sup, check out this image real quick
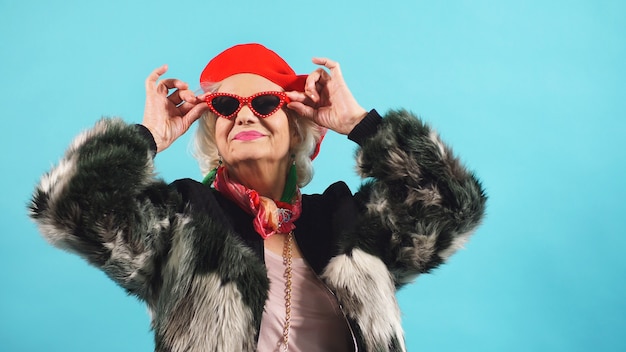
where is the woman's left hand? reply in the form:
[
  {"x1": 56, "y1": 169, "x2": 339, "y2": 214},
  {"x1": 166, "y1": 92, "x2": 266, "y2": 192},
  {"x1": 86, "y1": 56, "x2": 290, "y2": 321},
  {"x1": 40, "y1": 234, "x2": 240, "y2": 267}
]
[{"x1": 286, "y1": 58, "x2": 367, "y2": 135}]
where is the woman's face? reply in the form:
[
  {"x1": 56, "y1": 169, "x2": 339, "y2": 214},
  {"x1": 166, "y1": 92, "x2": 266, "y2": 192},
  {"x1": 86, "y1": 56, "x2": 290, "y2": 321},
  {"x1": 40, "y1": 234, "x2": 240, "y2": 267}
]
[{"x1": 214, "y1": 73, "x2": 297, "y2": 173}]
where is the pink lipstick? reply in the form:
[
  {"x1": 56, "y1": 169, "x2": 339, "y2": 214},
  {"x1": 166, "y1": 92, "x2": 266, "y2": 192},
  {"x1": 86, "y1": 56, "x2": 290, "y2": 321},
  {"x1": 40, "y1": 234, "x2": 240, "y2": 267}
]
[{"x1": 234, "y1": 131, "x2": 265, "y2": 141}]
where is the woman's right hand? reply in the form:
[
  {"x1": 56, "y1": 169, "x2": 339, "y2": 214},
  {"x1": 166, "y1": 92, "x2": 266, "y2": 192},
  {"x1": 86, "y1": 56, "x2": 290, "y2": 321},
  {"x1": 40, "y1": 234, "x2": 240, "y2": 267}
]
[
  {"x1": 142, "y1": 65, "x2": 209, "y2": 152},
  {"x1": 285, "y1": 58, "x2": 367, "y2": 135}
]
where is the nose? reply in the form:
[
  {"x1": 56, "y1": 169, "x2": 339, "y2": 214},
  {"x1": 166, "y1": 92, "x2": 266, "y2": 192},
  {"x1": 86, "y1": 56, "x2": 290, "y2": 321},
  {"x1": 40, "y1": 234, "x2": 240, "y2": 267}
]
[{"x1": 234, "y1": 104, "x2": 258, "y2": 125}]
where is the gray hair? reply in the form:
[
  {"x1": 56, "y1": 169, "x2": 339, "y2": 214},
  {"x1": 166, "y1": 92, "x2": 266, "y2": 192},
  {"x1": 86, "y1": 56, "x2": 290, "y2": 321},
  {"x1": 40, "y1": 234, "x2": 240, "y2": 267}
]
[{"x1": 192, "y1": 89, "x2": 322, "y2": 188}]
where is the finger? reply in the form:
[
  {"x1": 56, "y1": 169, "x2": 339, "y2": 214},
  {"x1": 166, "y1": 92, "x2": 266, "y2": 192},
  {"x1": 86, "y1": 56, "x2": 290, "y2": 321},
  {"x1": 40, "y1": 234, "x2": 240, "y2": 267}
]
[
  {"x1": 167, "y1": 90, "x2": 185, "y2": 106},
  {"x1": 285, "y1": 91, "x2": 309, "y2": 104},
  {"x1": 286, "y1": 101, "x2": 315, "y2": 119},
  {"x1": 194, "y1": 90, "x2": 211, "y2": 100},
  {"x1": 166, "y1": 86, "x2": 197, "y2": 106},
  {"x1": 305, "y1": 69, "x2": 321, "y2": 91},
  {"x1": 174, "y1": 90, "x2": 201, "y2": 109},
  {"x1": 145, "y1": 65, "x2": 168, "y2": 91},
  {"x1": 312, "y1": 57, "x2": 345, "y2": 86},
  {"x1": 176, "y1": 100, "x2": 198, "y2": 114},
  {"x1": 312, "y1": 57, "x2": 342, "y2": 76},
  {"x1": 156, "y1": 79, "x2": 189, "y2": 96},
  {"x1": 159, "y1": 78, "x2": 189, "y2": 90},
  {"x1": 160, "y1": 78, "x2": 188, "y2": 90},
  {"x1": 178, "y1": 89, "x2": 198, "y2": 103},
  {"x1": 181, "y1": 103, "x2": 210, "y2": 127},
  {"x1": 304, "y1": 68, "x2": 329, "y2": 102}
]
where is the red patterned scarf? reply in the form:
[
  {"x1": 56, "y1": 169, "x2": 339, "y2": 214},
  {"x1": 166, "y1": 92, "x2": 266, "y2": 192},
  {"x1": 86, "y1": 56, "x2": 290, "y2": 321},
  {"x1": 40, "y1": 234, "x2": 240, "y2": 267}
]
[{"x1": 213, "y1": 166, "x2": 302, "y2": 239}]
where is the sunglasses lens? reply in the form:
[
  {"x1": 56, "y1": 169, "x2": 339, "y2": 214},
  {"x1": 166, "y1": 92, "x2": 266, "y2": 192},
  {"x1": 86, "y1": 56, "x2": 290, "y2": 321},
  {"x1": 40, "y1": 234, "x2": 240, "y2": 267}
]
[
  {"x1": 211, "y1": 96, "x2": 240, "y2": 117},
  {"x1": 251, "y1": 95, "x2": 281, "y2": 116}
]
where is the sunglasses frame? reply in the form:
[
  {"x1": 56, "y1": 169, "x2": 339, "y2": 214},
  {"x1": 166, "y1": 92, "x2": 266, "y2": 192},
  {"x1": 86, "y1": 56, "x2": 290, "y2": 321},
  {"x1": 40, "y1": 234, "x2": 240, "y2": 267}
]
[{"x1": 204, "y1": 91, "x2": 291, "y2": 119}]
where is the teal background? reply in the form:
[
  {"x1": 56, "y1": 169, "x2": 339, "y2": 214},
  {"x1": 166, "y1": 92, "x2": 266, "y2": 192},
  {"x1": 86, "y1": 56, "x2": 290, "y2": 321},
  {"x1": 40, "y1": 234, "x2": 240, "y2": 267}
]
[{"x1": 1, "y1": 0, "x2": 625, "y2": 351}]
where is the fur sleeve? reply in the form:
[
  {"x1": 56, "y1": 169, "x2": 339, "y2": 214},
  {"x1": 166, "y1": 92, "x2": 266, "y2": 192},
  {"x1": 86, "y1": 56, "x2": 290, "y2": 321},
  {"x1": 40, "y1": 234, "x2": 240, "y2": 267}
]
[
  {"x1": 354, "y1": 109, "x2": 487, "y2": 287},
  {"x1": 28, "y1": 118, "x2": 178, "y2": 301}
]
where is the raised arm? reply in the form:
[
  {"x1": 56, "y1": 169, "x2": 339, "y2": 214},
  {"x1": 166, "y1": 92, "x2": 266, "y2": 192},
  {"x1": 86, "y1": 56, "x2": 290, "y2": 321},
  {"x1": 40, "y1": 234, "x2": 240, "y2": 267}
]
[
  {"x1": 353, "y1": 109, "x2": 486, "y2": 286},
  {"x1": 28, "y1": 66, "x2": 209, "y2": 301},
  {"x1": 287, "y1": 57, "x2": 486, "y2": 287},
  {"x1": 28, "y1": 118, "x2": 178, "y2": 301}
]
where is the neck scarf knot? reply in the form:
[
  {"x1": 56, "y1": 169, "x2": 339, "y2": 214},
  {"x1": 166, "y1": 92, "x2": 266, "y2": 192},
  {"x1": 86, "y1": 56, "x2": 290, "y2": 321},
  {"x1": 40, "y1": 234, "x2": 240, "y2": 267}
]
[{"x1": 213, "y1": 166, "x2": 302, "y2": 239}]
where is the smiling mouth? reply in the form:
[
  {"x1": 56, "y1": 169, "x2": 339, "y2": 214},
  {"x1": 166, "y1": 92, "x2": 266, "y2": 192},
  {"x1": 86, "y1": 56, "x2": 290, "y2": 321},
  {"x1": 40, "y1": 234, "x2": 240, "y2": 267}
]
[{"x1": 233, "y1": 131, "x2": 266, "y2": 141}]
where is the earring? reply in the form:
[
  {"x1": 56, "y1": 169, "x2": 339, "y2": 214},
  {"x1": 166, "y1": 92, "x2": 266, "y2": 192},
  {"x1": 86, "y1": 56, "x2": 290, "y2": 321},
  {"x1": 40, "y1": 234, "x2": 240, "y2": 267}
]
[
  {"x1": 202, "y1": 156, "x2": 222, "y2": 186},
  {"x1": 280, "y1": 154, "x2": 297, "y2": 203}
]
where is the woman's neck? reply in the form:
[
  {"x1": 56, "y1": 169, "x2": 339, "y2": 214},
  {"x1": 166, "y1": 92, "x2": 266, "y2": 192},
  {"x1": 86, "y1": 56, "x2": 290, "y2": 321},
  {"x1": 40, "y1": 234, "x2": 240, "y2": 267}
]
[{"x1": 227, "y1": 158, "x2": 290, "y2": 200}]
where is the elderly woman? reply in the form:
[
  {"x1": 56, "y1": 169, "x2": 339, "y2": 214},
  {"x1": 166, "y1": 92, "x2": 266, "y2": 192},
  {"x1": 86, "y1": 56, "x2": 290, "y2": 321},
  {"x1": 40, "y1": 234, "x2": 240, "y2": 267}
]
[{"x1": 29, "y1": 43, "x2": 486, "y2": 352}]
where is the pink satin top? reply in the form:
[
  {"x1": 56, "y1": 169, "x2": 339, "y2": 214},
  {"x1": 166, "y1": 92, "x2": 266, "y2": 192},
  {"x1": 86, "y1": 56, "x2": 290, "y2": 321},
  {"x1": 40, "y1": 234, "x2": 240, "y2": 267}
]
[{"x1": 257, "y1": 249, "x2": 355, "y2": 352}]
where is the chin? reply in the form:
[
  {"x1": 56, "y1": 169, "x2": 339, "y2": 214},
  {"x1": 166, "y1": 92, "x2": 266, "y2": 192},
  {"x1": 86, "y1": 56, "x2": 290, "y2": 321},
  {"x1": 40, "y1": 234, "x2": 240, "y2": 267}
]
[{"x1": 230, "y1": 152, "x2": 275, "y2": 164}]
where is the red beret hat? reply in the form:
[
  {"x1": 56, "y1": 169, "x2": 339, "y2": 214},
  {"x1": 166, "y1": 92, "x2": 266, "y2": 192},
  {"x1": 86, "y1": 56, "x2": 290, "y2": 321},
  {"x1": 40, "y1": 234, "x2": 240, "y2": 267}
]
[{"x1": 200, "y1": 43, "x2": 308, "y2": 92}]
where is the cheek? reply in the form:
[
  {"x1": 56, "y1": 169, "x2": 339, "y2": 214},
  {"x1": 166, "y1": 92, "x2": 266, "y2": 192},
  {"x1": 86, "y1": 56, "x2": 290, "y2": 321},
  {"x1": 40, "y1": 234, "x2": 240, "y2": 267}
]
[
  {"x1": 214, "y1": 119, "x2": 229, "y2": 141},
  {"x1": 214, "y1": 119, "x2": 231, "y2": 152},
  {"x1": 270, "y1": 114, "x2": 294, "y2": 143}
]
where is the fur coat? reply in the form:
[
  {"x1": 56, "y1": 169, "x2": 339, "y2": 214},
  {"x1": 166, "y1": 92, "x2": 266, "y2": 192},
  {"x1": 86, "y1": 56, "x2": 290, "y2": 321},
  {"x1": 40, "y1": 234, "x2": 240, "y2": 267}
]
[{"x1": 29, "y1": 109, "x2": 486, "y2": 351}]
